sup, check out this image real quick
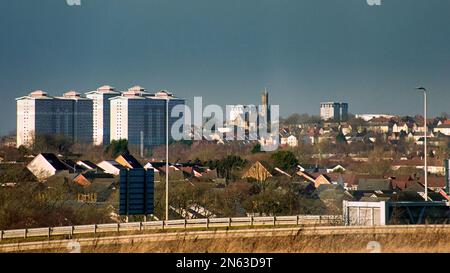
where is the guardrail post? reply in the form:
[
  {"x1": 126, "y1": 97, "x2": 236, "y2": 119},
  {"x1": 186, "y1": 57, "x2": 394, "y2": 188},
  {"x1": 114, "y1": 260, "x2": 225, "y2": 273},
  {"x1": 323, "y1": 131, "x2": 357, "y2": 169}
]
[
  {"x1": 162, "y1": 220, "x2": 165, "y2": 230},
  {"x1": 184, "y1": 219, "x2": 187, "y2": 229},
  {"x1": 251, "y1": 216, "x2": 254, "y2": 227},
  {"x1": 206, "y1": 218, "x2": 209, "y2": 229},
  {"x1": 94, "y1": 224, "x2": 97, "y2": 235},
  {"x1": 319, "y1": 215, "x2": 322, "y2": 225},
  {"x1": 48, "y1": 227, "x2": 51, "y2": 239},
  {"x1": 71, "y1": 226, "x2": 74, "y2": 238},
  {"x1": 117, "y1": 223, "x2": 120, "y2": 233},
  {"x1": 228, "y1": 218, "x2": 231, "y2": 227},
  {"x1": 139, "y1": 222, "x2": 143, "y2": 232},
  {"x1": 273, "y1": 217, "x2": 276, "y2": 227}
]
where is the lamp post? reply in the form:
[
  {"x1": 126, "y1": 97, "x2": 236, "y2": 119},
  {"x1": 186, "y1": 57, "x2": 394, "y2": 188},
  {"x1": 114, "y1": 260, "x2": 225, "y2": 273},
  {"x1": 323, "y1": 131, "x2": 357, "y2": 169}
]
[
  {"x1": 165, "y1": 97, "x2": 169, "y2": 220},
  {"x1": 416, "y1": 87, "x2": 428, "y2": 201}
]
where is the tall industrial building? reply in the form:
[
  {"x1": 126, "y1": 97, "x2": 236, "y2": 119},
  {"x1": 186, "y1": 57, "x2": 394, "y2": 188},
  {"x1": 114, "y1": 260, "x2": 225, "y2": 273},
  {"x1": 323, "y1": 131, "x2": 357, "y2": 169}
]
[
  {"x1": 259, "y1": 89, "x2": 271, "y2": 133},
  {"x1": 320, "y1": 102, "x2": 348, "y2": 122},
  {"x1": 85, "y1": 85, "x2": 121, "y2": 146},
  {"x1": 16, "y1": 90, "x2": 93, "y2": 147},
  {"x1": 226, "y1": 89, "x2": 271, "y2": 138},
  {"x1": 340, "y1": 103, "x2": 349, "y2": 121},
  {"x1": 110, "y1": 86, "x2": 185, "y2": 148}
]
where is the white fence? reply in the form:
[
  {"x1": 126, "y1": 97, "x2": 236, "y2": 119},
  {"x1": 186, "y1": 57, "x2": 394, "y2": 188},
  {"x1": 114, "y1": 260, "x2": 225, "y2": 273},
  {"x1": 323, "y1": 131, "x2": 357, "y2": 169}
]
[{"x1": 0, "y1": 215, "x2": 341, "y2": 241}]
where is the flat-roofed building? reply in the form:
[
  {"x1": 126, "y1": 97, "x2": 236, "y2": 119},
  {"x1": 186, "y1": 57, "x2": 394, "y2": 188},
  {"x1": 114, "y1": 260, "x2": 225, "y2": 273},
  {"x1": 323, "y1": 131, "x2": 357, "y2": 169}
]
[
  {"x1": 86, "y1": 85, "x2": 121, "y2": 146},
  {"x1": 110, "y1": 86, "x2": 185, "y2": 148},
  {"x1": 57, "y1": 91, "x2": 93, "y2": 143},
  {"x1": 16, "y1": 90, "x2": 93, "y2": 147},
  {"x1": 320, "y1": 102, "x2": 348, "y2": 122}
]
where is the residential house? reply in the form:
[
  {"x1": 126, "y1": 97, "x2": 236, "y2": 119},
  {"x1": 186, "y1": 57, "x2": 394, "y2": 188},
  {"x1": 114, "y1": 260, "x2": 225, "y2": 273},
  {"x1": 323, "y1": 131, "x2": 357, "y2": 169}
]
[
  {"x1": 156, "y1": 164, "x2": 185, "y2": 181},
  {"x1": 295, "y1": 171, "x2": 317, "y2": 184},
  {"x1": 177, "y1": 164, "x2": 219, "y2": 181},
  {"x1": 339, "y1": 124, "x2": 352, "y2": 135},
  {"x1": 295, "y1": 171, "x2": 358, "y2": 190},
  {"x1": 197, "y1": 167, "x2": 219, "y2": 180},
  {"x1": 71, "y1": 171, "x2": 118, "y2": 202},
  {"x1": 390, "y1": 174, "x2": 446, "y2": 192},
  {"x1": 401, "y1": 181, "x2": 447, "y2": 202},
  {"x1": 144, "y1": 162, "x2": 162, "y2": 182},
  {"x1": 97, "y1": 160, "x2": 126, "y2": 176},
  {"x1": 242, "y1": 161, "x2": 273, "y2": 182},
  {"x1": 391, "y1": 157, "x2": 445, "y2": 175},
  {"x1": 297, "y1": 163, "x2": 345, "y2": 174},
  {"x1": 391, "y1": 122, "x2": 410, "y2": 134},
  {"x1": 357, "y1": 178, "x2": 393, "y2": 192},
  {"x1": 281, "y1": 135, "x2": 298, "y2": 147},
  {"x1": 61, "y1": 159, "x2": 85, "y2": 173},
  {"x1": 345, "y1": 131, "x2": 375, "y2": 144},
  {"x1": 349, "y1": 178, "x2": 395, "y2": 202},
  {"x1": 326, "y1": 164, "x2": 346, "y2": 173},
  {"x1": 76, "y1": 160, "x2": 102, "y2": 171},
  {"x1": 297, "y1": 164, "x2": 327, "y2": 174},
  {"x1": 322, "y1": 173, "x2": 358, "y2": 189},
  {"x1": 115, "y1": 153, "x2": 143, "y2": 169},
  {"x1": 434, "y1": 121, "x2": 450, "y2": 136},
  {"x1": 318, "y1": 132, "x2": 337, "y2": 144},
  {"x1": 314, "y1": 184, "x2": 354, "y2": 211},
  {"x1": 242, "y1": 161, "x2": 292, "y2": 182},
  {"x1": 418, "y1": 175, "x2": 446, "y2": 192},
  {"x1": 300, "y1": 134, "x2": 316, "y2": 145},
  {"x1": 27, "y1": 153, "x2": 69, "y2": 180},
  {"x1": 314, "y1": 174, "x2": 335, "y2": 188},
  {"x1": 366, "y1": 117, "x2": 391, "y2": 133}
]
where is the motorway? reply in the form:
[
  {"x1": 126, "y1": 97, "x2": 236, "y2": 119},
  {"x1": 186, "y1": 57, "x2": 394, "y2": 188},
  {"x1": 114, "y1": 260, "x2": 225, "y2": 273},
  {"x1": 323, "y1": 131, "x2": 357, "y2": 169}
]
[{"x1": 1, "y1": 224, "x2": 449, "y2": 252}]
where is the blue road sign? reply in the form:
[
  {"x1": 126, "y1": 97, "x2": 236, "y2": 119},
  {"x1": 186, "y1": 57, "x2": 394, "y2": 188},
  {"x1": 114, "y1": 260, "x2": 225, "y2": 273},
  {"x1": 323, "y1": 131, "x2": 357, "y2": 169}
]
[{"x1": 119, "y1": 168, "x2": 154, "y2": 216}]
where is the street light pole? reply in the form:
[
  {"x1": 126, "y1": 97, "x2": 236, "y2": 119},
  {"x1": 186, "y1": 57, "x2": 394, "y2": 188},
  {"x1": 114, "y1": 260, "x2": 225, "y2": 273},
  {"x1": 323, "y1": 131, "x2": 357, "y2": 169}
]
[
  {"x1": 165, "y1": 97, "x2": 169, "y2": 220},
  {"x1": 416, "y1": 87, "x2": 428, "y2": 201}
]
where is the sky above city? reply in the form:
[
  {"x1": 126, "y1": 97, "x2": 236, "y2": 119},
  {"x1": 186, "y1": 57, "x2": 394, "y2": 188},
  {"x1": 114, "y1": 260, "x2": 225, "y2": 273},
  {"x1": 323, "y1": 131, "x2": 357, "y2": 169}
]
[{"x1": 1, "y1": 0, "x2": 450, "y2": 135}]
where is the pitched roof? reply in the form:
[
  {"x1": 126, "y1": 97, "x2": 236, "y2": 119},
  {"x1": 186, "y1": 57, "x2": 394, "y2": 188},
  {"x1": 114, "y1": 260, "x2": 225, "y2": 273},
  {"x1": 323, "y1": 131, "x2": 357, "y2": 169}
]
[
  {"x1": 40, "y1": 153, "x2": 68, "y2": 171},
  {"x1": 435, "y1": 123, "x2": 450, "y2": 129},
  {"x1": 389, "y1": 175, "x2": 415, "y2": 190},
  {"x1": 403, "y1": 181, "x2": 427, "y2": 192},
  {"x1": 316, "y1": 184, "x2": 354, "y2": 201},
  {"x1": 62, "y1": 159, "x2": 85, "y2": 172},
  {"x1": 368, "y1": 117, "x2": 391, "y2": 124},
  {"x1": 100, "y1": 160, "x2": 127, "y2": 170},
  {"x1": 358, "y1": 179, "x2": 392, "y2": 191},
  {"x1": 417, "y1": 176, "x2": 446, "y2": 188},
  {"x1": 321, "y1": 173, "x2": 358, "y2": 186},
  {"x1": 242, "y1": 161, "x2": 273, "y2": 181},
  {"x1": 392, "y1": 157, "x2": 443, "y2": 167},
  {"x1": 116, "y1": 154, "x2": 143, "y2": 168},
  {"x1": 295, "y1": 171, "x2": 317, "y2": 183},
  {"x1": 77, "y1": 160, "x2": 102, "y2": 170}
]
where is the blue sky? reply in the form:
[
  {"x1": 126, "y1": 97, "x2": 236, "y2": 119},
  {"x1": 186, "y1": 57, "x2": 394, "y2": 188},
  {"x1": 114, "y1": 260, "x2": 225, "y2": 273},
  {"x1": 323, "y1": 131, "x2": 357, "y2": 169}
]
[{"x1": 1, "y1": 0, "x2": 450, "y2": 135}]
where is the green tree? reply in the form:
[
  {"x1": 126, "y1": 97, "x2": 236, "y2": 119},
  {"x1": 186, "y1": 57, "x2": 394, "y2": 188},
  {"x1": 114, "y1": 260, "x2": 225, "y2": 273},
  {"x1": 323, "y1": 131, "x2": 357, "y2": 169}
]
[
  {"x1": 105, "y1": 139, "x2": 129, "y2": 157},
  {"x1": 251, "y1": 143, "x2": 262, "y2": 154},
  {"x1": 208, "y1": 155, "x2": 247, "y2": 182},
  {"x1": 270, "y1": 150, "x2": 299, "y2": 174}
]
